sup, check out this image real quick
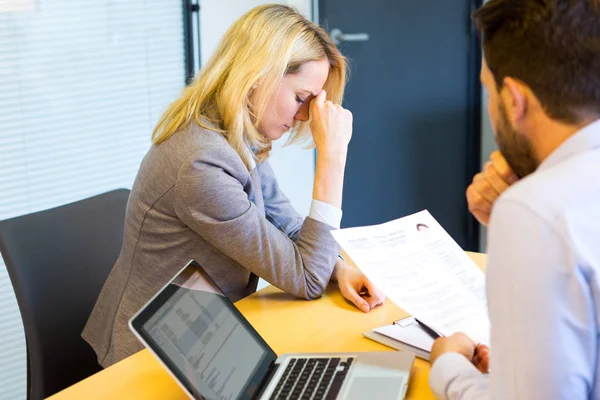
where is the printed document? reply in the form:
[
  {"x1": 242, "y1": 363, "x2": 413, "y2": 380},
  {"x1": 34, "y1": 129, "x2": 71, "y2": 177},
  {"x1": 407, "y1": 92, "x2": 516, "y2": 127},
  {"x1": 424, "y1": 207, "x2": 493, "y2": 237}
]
[{"x1": 331, "y1": 210, "x2": 490, "y2": 345}]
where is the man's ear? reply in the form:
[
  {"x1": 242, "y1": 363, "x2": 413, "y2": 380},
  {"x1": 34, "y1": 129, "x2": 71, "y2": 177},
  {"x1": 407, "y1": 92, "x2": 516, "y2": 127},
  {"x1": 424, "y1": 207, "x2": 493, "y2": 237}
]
[{"x1": 502, "y1": 77, "x2": 528, "y2": 123}]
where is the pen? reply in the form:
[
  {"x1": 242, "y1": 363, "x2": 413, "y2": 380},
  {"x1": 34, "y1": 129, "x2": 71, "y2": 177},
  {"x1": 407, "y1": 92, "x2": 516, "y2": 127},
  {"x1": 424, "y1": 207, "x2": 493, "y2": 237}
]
[{"x1": 414, "y1": 317, "x2": 442, "y2": 340}]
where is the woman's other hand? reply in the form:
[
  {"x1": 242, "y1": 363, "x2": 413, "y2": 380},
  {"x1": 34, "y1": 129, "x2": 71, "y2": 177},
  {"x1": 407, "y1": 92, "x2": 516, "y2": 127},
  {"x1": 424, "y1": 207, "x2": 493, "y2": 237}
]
[{"x1": 333, "y1": 259, "x2": 385, "y2": 313}]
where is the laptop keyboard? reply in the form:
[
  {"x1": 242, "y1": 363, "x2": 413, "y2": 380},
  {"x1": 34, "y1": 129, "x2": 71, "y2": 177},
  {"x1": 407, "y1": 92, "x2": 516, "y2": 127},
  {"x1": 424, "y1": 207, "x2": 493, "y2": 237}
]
[{"x1": 269, "y1": 356, "x2": 354, "y2": 400}]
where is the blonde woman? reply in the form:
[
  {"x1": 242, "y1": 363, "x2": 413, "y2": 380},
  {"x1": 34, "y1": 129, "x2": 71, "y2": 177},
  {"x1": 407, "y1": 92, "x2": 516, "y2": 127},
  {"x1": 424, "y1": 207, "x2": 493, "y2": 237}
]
[{"x1": 83, "y1": 4, "x2": 384, "y2": 367}]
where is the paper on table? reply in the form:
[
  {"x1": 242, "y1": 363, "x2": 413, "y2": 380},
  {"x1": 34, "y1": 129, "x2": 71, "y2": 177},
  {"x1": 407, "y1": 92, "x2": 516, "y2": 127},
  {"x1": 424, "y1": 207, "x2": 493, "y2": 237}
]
[
  {"x1": 331, "y1": 210, "x2": 490, "y2": 345},
  {"x1": 375, "y1": 323, "x2": 435, "y2": 352}
]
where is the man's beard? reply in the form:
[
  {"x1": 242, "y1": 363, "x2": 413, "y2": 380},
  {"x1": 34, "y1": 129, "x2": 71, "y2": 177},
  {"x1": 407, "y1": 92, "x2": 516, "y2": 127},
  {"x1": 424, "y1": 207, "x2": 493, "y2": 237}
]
[{"x1": 496, "y1": 103, "x2": 539, "y2": 179}]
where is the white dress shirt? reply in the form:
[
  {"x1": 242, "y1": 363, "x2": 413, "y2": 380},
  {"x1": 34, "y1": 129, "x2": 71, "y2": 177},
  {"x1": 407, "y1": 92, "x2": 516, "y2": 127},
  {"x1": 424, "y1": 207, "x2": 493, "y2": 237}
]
[
  {"x1": 309, "y1": 198, "x2": 343, "y2": 229},
  {"x1": 430, "y1": 119, "x2": 600, "y2": 399}
]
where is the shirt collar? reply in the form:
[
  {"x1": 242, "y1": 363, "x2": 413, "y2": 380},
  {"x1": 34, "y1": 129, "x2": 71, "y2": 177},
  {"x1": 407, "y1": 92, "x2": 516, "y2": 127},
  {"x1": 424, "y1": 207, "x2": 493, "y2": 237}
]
[{"x1": 538, "y1": 118, "x2": 600, "y2": 172}]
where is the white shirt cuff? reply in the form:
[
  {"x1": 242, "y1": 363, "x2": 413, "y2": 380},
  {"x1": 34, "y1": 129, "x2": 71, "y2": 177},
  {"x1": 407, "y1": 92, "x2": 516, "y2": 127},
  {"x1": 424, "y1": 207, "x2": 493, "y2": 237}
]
[
  {"x1": 309, "y1": 199, "x2": 342, "y2": 229},
  {"x1": 429, "y1": 353, "x2": 486, "y2": 400}
]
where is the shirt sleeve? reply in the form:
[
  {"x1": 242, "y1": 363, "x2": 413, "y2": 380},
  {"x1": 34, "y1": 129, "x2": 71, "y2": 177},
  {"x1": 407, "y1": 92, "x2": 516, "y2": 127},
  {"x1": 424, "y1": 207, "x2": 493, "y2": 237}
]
[
  {"x1": 429, "y1": 353, "x2": 490, "y2": 400},
  {"x1": 309, "y1": 199, "x2": 343, "y2": 229},
  {"x1": 429, "y1": 198, "x2": 596, "y2": 399}
]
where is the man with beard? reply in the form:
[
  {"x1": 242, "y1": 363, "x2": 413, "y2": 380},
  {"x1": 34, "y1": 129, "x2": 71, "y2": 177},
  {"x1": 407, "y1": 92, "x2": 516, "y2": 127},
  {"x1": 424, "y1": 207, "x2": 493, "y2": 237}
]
[{"x1": 428, "y1": 0, "x2": 600, "y2": 399}]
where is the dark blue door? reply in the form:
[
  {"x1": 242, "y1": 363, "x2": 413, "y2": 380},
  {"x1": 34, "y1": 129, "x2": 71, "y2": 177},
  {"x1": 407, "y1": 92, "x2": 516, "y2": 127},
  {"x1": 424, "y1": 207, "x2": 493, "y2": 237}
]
[{"x1": 319, "y1": 0, "x2": 481, "y2": 250}]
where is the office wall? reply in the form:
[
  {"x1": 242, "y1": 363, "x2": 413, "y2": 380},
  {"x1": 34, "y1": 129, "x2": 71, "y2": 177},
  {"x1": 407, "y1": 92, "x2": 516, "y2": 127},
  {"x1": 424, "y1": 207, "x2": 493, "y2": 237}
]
[{"x1": 200, "y1": 0, "x2": 315, "y2": 217}]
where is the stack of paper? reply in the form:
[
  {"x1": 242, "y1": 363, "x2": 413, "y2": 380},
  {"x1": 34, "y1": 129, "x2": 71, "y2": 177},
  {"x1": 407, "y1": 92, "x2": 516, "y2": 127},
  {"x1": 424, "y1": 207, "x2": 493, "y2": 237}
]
[
  {"x1": 331, "y1": 210, "x2": 490, "y2": 346},
  {"x1": 363, "y1": 316, "x2": 434, "y2": 360}
]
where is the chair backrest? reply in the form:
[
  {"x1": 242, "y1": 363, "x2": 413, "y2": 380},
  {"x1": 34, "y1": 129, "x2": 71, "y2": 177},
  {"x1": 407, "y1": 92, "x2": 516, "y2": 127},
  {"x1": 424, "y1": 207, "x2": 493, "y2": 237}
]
[{"x1": 0, "y1": 189, "x2": 130, "y2": 399}]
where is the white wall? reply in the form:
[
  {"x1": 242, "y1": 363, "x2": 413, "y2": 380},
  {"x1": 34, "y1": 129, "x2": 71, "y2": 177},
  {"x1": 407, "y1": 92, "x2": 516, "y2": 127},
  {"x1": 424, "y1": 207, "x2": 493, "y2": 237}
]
[{"x1": 199, "y1": 0, "x2": 315, "y2": 216}]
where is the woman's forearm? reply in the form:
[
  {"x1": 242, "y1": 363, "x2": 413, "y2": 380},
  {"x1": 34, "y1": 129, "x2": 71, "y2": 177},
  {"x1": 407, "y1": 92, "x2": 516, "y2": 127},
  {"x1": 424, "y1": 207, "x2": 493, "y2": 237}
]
[{"x1": 313, "y1": 152, "x2": 347, "y2": 209}]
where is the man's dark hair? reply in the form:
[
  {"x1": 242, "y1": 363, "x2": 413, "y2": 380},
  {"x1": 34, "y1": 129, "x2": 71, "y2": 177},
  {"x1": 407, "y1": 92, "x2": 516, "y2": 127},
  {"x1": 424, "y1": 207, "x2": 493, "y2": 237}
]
[{"x1": 473, "y1": 0, "x2": 600, "y2": 124}]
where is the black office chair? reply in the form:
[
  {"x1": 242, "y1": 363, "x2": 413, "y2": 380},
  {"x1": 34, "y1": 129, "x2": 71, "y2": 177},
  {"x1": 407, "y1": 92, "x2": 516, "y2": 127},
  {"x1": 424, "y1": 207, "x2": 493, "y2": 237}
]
[{"x1": 0, "y1": 189, "x2": 130, "y2": 399}]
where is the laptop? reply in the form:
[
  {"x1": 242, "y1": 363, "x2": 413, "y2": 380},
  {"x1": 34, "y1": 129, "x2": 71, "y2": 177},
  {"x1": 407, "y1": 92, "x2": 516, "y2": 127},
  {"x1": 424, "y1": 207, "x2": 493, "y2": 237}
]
[{"x1": 129, "y1": 260, "x2": 415, "y2": 400}]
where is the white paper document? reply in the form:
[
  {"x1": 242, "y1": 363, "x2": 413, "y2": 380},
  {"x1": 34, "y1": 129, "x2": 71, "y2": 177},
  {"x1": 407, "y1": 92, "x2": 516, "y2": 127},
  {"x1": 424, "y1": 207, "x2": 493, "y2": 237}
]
[
  {"x1": 375, "y1": 322, "x2": 434, "y2": 352},
  {"x1": 331, "y1": 210, "x2": 490, "y2": 345}
]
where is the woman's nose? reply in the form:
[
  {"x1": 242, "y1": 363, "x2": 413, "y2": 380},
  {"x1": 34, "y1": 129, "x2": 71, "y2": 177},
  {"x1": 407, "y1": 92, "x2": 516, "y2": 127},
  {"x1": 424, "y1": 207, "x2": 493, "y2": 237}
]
[{"x1": 294, "y1": 103, "x2": 310, "y2": 122}]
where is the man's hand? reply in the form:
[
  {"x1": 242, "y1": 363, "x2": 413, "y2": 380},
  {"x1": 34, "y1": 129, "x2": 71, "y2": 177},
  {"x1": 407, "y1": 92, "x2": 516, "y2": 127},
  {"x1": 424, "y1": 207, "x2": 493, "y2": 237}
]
[
  {"x1": 473, "y1": 344, "x2": 490, "y2": 373},
  {"x1": 467, "y1": 151, "x2": 518, "y2": 226},
  {"x1": 333, "y1": 259, "x2": 385, "y2": 313},
  {"x1": 430, "y1": 333, "x2": 477, "y2": 365}
]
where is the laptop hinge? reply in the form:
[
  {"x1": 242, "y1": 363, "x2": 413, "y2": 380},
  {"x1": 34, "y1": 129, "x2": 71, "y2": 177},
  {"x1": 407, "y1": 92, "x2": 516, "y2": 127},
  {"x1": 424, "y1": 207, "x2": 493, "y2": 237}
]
[{"x1": 253, "y1": 362, "x2": 280, "y2": 399}]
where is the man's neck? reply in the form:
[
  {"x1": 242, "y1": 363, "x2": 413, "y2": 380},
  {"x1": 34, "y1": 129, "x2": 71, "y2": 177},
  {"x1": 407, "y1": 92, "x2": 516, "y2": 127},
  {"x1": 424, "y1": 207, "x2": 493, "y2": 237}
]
[{"x1": 529, "y1": 117, "x2": 598, "y2": 164}]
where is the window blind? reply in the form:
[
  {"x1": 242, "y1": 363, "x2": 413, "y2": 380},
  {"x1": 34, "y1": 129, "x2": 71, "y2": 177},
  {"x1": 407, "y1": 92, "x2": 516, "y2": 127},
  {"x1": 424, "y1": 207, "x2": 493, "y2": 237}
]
[{"x1": 0, "y1": 1, "x2": 186, "y2": 397}]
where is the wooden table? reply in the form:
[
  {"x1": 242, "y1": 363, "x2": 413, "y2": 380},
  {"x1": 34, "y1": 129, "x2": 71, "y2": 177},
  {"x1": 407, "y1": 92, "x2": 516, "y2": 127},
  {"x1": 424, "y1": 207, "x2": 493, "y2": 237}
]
[{"x1": 48, "y1": 252, "x2": 486, "y2": 400}]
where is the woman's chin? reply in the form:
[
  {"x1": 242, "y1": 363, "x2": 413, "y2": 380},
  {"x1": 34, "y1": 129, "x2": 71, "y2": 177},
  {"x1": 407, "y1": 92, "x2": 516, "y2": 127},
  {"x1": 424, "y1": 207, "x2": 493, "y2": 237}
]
[{"x1": 264, "y1": 131, "x2": 285, "y2": 141}]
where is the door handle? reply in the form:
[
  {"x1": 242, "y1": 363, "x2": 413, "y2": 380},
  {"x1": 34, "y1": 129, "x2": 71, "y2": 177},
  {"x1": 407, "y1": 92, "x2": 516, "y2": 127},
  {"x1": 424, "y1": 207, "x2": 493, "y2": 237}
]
[{"x1": 329, "y1": 28, "x2": 370, "y2": 45}]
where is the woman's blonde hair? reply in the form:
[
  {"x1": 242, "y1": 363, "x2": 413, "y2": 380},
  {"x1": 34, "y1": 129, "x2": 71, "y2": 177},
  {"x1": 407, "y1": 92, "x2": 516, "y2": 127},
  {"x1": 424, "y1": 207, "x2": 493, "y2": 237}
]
[{"x1": 151, "y1": 4, "x2": 347, "y2": 169}]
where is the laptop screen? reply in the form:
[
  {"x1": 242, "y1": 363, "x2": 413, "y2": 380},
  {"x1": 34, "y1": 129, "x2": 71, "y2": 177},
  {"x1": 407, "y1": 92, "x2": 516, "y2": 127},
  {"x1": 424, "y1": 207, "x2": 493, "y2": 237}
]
[{"x1": 130, "y1": 261, "x2": 278, "y2": 400}]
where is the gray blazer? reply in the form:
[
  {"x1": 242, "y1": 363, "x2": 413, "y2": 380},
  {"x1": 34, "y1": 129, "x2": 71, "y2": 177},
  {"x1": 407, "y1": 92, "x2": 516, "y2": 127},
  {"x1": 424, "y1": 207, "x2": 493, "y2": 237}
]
[{"x1": 82, "y1": 123, "x2": 341, "y2": 367}]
